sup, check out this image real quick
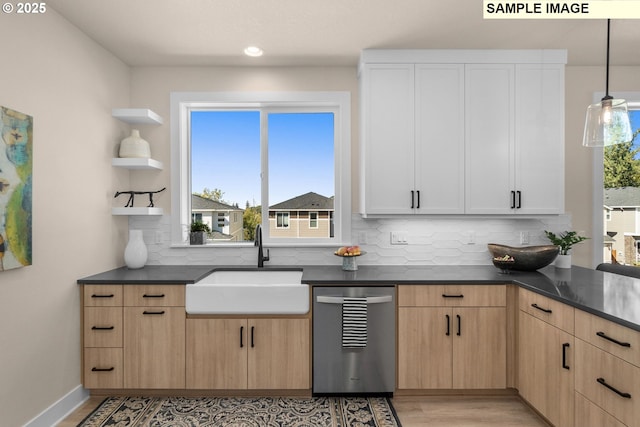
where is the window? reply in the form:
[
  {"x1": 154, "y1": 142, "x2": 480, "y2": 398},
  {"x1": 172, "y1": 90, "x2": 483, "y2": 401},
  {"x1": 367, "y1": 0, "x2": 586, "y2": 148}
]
[
  {"x1": 276, "y1": 212, "x2": 290, "y2": 228},
  {"x1": 171, "y1": 92, "x2": 351, "y2": 246},
  {"x1": 596, "y1": 94, "x2": 640, "y2": 265}
]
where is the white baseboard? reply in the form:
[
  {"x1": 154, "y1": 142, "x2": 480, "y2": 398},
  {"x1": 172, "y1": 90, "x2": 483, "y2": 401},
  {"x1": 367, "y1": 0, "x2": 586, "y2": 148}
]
[{"x1": 24, "y1": 385, "x2": 90, "y2": 427}]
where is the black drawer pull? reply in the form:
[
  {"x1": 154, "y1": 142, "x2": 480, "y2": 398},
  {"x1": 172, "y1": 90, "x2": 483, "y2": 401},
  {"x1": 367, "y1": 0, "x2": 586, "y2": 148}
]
[
  {"x1": 442, "y1": 294, "x2": 464, "y2": 299},
  {"x1": 597, "y1": 331, "x2": 631, "y2": 348},
  {"x1": 240, "y1": 326, "x2": 244, "y2": 348},
  {"x1": 597, "y1": 377, "x2": 631, "y2": 399},
  {"x1": 511, "y1": 190, "x2": 516, "y2": 209},
  {"x1": 142, "y1": 310, "x2": 165, "y2": 315},
  {"x1": 251, "y1": 326, "x2": 255, "y2": 348},
  {"x1": 416, "y1": 190, "x2": 420, "y2": 209},
  {"x1": 410, "y1": 190, "x2": 415, "y2": 209},
  {"x1": 91, "y1": 326, "x2": 115, "y2": 331},
  {"x1": 562, "y1": 343, "x2": 570, "y2": 370},
  {"x1": 446, "y1": 314, "x2": 450, "y2": 336},
  {"x1": 516, "y1": 190, "x2": 522, "y2": 209},
  {"x1": 91, "y1": 294, "x2": 114, "y2": 298},
  {"x1": 531, "y1": 303, "x2": 552, "y2": 314},
  {"x1": 143, "y1": 294, "x2": 165, "y2": 298},
  {"x1": 456, "y1": 314, "x2": 461, "y2": 336},
  {"x1": 91, "y1": 367, "x2": 114, "y2": 372}
]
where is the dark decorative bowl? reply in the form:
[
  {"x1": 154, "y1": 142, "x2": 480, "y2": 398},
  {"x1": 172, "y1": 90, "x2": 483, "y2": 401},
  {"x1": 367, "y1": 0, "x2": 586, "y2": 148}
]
[{"x1": 487, "y1": 243, "x2": 559, "y2": 271}]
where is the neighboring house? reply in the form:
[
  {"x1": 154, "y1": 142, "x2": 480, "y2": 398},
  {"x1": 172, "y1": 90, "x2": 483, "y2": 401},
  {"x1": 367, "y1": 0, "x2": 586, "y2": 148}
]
[
  {"x1": 268, "y1": 192, "x2": 334, "y2": 238},
  {"x1": 191, "y1": 194, "x2": 244, "y2": 242},
  {"x1": 603, "y1": 187, "x2": 640, "y2": 265}
]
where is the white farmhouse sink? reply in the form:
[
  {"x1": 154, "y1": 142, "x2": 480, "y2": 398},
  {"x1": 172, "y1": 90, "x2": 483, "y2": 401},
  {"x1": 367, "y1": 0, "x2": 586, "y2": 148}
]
[{"x1": 185, "y1": 268, "x2": 309, "y2": 315}]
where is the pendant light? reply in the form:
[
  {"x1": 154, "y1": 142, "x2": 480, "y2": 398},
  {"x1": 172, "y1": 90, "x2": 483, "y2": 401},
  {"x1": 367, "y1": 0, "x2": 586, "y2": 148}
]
[{"x1": 583, "y1": 19, "x2": 632, "y2": 147}]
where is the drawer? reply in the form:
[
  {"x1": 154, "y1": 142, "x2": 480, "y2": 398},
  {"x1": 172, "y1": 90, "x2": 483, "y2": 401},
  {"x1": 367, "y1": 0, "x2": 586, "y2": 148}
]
[
  {"x1": 575, "y1": 339, "x2": 639, "y2": 427},
  {"x1": 123, "y1": 284, "x2": 185, "y2": 307},
  {"x1": 83, "y1": 348, "x2": 123, "y2": 389},
  {"x1": 83, "y1": 284, "x2": 123, "y2": 307},
  {"x1": 575, "y1": 309, "x2": 640, "y2": 367},
  {"x1": 575, "y1": 392, "x2": 627, "y2": 427},
  {"x1": 519, "y1": 288, "x2": 574, "y2": 334},
  {"x1": 398, "y1": 284, "x2": 506, "y2": 307},
  {"x1": 83, "y1": 307, "x2": 122, "y2": 348}
]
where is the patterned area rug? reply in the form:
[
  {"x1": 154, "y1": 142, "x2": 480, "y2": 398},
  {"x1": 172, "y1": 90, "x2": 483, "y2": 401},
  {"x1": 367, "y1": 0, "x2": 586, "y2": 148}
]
[{"x1": 77, "y1": 396, "x2": 402, "y2": 427}]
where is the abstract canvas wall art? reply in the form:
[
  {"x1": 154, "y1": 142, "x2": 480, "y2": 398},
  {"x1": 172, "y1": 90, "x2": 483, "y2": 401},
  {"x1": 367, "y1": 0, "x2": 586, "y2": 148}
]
[{"x1": 0, "y1": 106, "x2": 32, "y2": 271}]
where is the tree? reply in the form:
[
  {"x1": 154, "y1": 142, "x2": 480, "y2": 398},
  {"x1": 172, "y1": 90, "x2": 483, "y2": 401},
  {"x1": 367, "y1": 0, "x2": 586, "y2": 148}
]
[
  {"x1": 194, "y1": 187, "x2": 226, "y2": 203},
  {"x1": 243, "y1": 205, "x2": 261, "y2": 241},
  {"x1": 604, "y1": 130, "x2": 640, "y2": 188}
]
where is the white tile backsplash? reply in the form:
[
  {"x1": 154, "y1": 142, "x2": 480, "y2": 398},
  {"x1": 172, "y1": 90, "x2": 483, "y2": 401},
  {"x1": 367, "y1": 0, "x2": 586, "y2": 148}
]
[{"x1": 129, "y1": 214, "x2": 571, "y2": 266}]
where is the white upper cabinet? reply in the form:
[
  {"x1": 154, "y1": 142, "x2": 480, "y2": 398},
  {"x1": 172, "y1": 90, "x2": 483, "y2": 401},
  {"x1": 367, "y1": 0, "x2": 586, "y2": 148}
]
[
  {"x1": 464, "y1": 64, "x2": 515, "y2": 214},
  {"x1": 359, "y1": 49, "x2": 566, "y2": 217}
]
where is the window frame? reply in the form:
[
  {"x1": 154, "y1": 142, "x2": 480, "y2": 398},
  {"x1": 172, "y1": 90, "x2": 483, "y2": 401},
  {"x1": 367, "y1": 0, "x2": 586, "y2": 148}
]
[
  {"x1": 309, "y1": 211, "x2": 319, "y2": 229},
  {"x1": 170, "y1": 91, "x2": 351, "y2": 247},
  {"x1": 592, "y1": 93, "x2": 640, "y2": 266}
]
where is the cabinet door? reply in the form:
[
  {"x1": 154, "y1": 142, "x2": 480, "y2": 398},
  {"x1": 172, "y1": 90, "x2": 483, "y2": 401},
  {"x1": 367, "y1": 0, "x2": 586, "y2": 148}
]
[
  {"x1": 124, "y1": 307, "x2": 185, "y2": 389},
  {"x1": 519, "y1": 311, "x2": 574, "y2": 427},
  {"x1": 247, "y1": 318, "x2": 310, "y2": 390},
  {"x1": 186, "y1": 318, "x2": 248, "y2": 389},
  {"x1": 398, "y1": 307, "x2": 452, "y2": 389},
  {"x1": 361, "y1": 64, "x2": 415, "y2": 215},
  {"x1": 414, "y1": 64, "x2": 465, "y2": 214},
  {"x1": 514, "y1": 64, "x2": 564, "y2": 214},
  {"x1": 465, "y1": 64, "x2": 515, "y2": 214},
  {"x1": 453, "y1": 307, "x2": 506, "y2": 389}
]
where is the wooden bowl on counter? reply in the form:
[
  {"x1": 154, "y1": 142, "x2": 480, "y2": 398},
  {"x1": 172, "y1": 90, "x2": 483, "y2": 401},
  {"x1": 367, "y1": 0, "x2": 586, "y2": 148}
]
[{"x1": 487, "y1": 243, "x2": 559, "y2": 271}]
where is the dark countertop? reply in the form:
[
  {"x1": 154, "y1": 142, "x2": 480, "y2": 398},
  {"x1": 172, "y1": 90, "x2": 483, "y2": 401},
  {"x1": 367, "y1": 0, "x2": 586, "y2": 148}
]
[{"x1": 78, "y1": 264, "x2": 640, "y2": 332}]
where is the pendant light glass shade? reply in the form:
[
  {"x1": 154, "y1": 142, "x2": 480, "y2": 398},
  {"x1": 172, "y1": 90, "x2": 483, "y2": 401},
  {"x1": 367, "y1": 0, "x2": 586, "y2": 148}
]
[
  {"x1": 583, "y1": 19, "x2": 632, "y2": 147},
  {"x1": 583, "y1": 96, "x2": 633, "y2": 147}
]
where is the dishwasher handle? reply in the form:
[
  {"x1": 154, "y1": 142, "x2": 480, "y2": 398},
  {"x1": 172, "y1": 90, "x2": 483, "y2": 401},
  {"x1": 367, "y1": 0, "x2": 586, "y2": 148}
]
[{"x1": 316, "y1": 295, "x2": 392, "y2": 304}]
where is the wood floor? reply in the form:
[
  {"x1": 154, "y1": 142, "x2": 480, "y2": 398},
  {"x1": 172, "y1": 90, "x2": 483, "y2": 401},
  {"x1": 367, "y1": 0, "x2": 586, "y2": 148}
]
[{"x1": 57, "y1": 395, "x2": 549, "y2": 426}]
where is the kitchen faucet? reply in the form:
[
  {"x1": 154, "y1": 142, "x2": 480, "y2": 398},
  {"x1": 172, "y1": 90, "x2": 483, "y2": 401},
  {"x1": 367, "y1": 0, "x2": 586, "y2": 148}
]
[{"x1": 254, "y1": 224, "x2": 270, "y2": 268}]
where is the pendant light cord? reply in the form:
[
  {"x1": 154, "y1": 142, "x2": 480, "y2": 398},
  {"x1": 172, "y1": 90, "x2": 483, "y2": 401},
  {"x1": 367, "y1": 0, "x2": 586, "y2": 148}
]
[{"x1": 605, "y1": 18, "x2": 611, "y2": 97}]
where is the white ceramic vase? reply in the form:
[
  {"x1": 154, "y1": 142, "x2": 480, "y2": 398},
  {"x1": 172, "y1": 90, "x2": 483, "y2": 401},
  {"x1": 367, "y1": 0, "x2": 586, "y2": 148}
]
[
  {"x1": 555, "y1": 254, "x2": 572, "y2": 269},
  {"x1": 124, "y1": 229, "x2": 147, "y2": 269},
  {"x1": 119, "y1": 129, "x2": 151, "y2": 158}
]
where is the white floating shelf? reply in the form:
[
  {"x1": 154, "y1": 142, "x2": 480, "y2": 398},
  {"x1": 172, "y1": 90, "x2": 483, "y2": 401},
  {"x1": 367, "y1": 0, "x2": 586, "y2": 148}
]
[
  {"x1": 112, "y1": 158, "x2": 163, "y2": 170},
  {"x1": 112, "y1": 108, "x2": 163, "y2": 125},
  {"x1": 112, "y1": 207, "x2": 164, "y2": 216}
]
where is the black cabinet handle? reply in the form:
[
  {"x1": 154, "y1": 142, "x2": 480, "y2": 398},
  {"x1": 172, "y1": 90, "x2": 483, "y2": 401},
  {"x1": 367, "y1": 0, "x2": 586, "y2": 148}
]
[
  {"x1": 442, "y1": 294, "x2": 464, "y2": 299},
  {"x1": 562, "y1": 343, "x2": 570, "y2": 370},
  {"x1": 142, "y1": 310, "x2": 165, "y2": 315},
  {"x1": 143, "y1": 294, "x2": 165, "y2": 298},
  {"x1": 516, "y1": 190, "x2": 522, "y2": 209},
  {"x1": 416, "y1": 190, "x2": 420, "y2": 209},
  {"x1": 240, "y1": 326, "x2": 244, "y2": 348},
  {"x1": 410, "y1": 190, "x2": 415, "y2": 209},
  {"x1": 456, "y1": 314, "x2": 461, "y2": 336},
  {"x1": 91, "y1": 367, "x2": 115, "y2": 372},
  {"x1": 531, "y1": 303, "x2": 552, "y2": 314},
  {"x1": 91, "y1": 326, "x2": 115, "y2": 331},
  {"x1": 597, "y1": 331, "x2": 631, "y2": 348},
  {"x1": 597, "y1": 377, "x2": 631, "y2": 399},
  {"x1": 91, "y1": 294, "x2": 114, "y2": 298},
  {"x1": 511, "y1": 191, "x2": 516, "y2": 209},
  {"x1": 446, "y1": 314, "x2": 450, "y2": 336},
  {"x1": 251, "y1": 326, "x2": 255, "y2": 348}
]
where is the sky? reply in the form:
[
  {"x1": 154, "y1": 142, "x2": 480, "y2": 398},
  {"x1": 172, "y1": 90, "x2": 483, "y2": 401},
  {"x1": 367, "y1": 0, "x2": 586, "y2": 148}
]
[{"x1": 190, "y1": 110, "x2": 334, "y2": 208}]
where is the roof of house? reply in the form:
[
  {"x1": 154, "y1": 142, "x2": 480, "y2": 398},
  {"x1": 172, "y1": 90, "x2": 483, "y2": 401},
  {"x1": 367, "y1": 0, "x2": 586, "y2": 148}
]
[
  {"x1": 191, "y1": 194, "x2": 242, "y2": 211},
  {"x1": 604, "y1": 187, "x2": 640, "y2": 208},
  {"x1": 269, "y1": 192, "x2": 334, "y2": 210}
]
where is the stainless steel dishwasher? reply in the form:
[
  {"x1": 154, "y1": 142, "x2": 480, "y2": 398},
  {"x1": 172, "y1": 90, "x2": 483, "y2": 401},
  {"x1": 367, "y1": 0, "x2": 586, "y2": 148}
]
[{"x1": 313, "y1": 286, "x2": 395, "y2": 395}]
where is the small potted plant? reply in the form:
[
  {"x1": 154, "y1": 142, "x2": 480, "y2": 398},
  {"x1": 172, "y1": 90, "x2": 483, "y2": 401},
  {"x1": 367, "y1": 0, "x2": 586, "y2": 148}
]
[
  {"x1": 190, "y1": 221, "x2": 210, "y2": 245},
  {"x1": 544, "y1": 230, "x2": 589, "y2": 269}
]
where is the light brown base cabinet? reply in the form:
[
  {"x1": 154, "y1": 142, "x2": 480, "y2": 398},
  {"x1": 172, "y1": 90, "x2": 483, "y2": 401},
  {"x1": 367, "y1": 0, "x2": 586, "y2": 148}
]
[
  {"x1": 82, "y1": 284, "x2": 186, "y2": 390},
  {"x1": 186, "y1": 317, "x2": 310, "y2": 390},
  {"x1": 397, "y1": 285, "x2": 507, "y2": 390}
]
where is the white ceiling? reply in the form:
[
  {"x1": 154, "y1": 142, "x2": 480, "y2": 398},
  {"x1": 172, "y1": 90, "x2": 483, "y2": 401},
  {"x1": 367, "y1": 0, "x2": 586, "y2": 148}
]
[{"x1": 47, "y1": 0, "x2": 640, "y2": 67}]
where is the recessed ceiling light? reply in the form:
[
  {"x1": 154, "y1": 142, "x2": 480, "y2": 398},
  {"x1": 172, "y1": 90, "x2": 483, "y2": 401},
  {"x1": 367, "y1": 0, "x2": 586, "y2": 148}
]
[{"x1": 244, "y1": 46, "x2": 264, "y2": 57}]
